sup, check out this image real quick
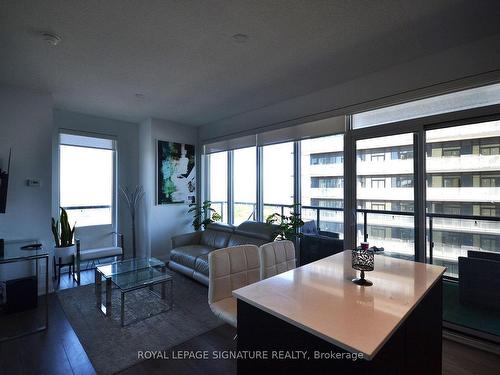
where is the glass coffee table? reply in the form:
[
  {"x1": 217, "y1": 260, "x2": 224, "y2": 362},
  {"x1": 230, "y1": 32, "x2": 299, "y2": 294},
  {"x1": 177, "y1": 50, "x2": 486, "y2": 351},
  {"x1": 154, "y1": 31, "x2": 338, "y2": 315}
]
[{"x1": 95, "y1": 258, "x2": 173, "y2": 327}]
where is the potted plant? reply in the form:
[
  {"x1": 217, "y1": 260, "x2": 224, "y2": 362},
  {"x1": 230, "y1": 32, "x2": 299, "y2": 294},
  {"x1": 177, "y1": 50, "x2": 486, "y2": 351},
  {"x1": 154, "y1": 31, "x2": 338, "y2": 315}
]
[
  {"x1": 265, "y1": 203, "x2": 304, "y2": 240},
  {"x1": 188, "y1": 200, "x2": 222, "y2": 230},
  {"x1": 51, "y1": 207, "x2": 76, "y2": 262}
]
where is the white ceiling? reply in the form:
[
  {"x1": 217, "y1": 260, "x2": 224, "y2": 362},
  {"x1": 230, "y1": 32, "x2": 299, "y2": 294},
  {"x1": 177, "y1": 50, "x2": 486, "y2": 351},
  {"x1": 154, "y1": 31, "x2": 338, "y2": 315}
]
[{"x1": 1, "y1": 0, "x2": 500, "y2": 126}]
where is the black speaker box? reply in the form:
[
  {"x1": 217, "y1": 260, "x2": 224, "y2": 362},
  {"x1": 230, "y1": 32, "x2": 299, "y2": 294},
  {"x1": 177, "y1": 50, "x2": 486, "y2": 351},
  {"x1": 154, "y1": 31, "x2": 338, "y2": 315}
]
[{"x1": 5, "y1": 276, "x2": 38, "y2": 314}]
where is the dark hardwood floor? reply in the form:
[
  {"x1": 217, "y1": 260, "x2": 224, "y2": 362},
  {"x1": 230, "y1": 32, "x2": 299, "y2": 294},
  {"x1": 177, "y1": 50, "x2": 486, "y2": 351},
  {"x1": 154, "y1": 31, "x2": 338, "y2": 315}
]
[
  {"x1": 443, "y1": 338, "x2": 500, "y2": 375},
  {"x1": 1, "y1": 268, "x2": 499, "y2": 375},
  {"x1": 54, "y1": 264, "x2": 100, "y2": 291},
  {"x1": 118, "y1": 325, "x2": 237, "y2": 375},
  {"x1": 0, "y1": 293, "x2": 95, "y2": 375}
]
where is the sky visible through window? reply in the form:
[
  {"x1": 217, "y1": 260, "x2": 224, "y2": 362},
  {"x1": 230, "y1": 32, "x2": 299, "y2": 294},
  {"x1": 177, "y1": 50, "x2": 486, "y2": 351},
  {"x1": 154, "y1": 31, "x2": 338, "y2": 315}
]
[
  {"x1": 60, "y1": 145, "x2": 113, "y2": 226},
  {"x1": 209, "y1": 145, "x2": 295, "y2": 224}
]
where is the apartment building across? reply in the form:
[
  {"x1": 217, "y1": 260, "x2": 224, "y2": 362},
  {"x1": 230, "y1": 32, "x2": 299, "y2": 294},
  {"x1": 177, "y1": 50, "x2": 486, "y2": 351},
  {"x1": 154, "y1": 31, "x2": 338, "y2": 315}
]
[{"x1": 302, "y1": 121, "x2": 500, "y2": 276}]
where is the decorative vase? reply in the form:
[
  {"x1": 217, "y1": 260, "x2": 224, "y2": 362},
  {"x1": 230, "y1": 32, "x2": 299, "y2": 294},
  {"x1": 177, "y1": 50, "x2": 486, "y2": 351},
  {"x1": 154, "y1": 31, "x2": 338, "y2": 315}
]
[{"x1": 352, "y1": 247, "x2": 374, "y2": 286}]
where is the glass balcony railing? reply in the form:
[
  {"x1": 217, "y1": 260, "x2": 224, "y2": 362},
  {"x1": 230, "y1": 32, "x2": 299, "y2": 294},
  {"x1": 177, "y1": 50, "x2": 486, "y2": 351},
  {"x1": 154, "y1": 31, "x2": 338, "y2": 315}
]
[
  {"x1": 210, "y1": 201, "x2": 228, "y2": 223},
  {"x1": 356, "y1": 208, "x2": 415, "y2": 261},
  {"x1": 210, "y1": 200, "x2": 500, "y2": 279},
  {"x1": 427, "y1": 213, "x2": 500, "y2": 278},
  {"x1": 234, "y1": 202, "x2": 256, "y2": 225}
]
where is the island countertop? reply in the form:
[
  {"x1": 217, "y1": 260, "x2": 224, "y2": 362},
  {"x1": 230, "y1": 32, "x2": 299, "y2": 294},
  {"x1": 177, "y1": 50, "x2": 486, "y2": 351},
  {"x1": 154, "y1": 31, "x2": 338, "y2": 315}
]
[{"x1": 233, "y1": 250, "x2": 446, "y2": 360}]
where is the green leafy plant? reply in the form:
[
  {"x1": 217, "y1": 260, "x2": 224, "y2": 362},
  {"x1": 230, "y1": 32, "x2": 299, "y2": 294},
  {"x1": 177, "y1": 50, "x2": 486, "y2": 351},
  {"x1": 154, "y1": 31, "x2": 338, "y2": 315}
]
[
  {"x1": 188, "y1": 200, "x2": 222, "y2": 230},
  {"x1": 265, "y1": 203, "x2": 304, "y2": 240},
  {"x1": 51, "y1": 207, "x2": 76, "y2": 247}
]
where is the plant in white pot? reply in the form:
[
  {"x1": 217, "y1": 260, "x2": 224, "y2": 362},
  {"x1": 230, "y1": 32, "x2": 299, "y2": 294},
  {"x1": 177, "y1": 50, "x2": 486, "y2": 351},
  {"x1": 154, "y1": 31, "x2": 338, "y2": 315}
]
[{"x1": 51, "y1": 207, "x2": 76, "y2": 266}]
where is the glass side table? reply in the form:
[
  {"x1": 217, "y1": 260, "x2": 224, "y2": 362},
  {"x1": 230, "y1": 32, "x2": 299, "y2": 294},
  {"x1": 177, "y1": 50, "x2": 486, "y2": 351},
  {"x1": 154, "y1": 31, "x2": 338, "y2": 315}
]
[{"x1": 0, "y1": 240, "x2": 49, "y2": 342}]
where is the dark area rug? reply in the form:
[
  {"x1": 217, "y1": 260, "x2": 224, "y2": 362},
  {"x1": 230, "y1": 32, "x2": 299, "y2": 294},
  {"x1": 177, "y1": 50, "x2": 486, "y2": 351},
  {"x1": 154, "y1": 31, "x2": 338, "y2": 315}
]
[{"x1": 57, "y1": 272, "x2": 221, "y2": 375}]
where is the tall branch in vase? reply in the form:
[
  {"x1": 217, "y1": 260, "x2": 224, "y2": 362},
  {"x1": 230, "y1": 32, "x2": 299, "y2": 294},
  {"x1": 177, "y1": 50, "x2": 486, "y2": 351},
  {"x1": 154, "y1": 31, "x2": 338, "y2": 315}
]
[{"x1": 120, "y1": 186, "x2": 145, "y2": 258}]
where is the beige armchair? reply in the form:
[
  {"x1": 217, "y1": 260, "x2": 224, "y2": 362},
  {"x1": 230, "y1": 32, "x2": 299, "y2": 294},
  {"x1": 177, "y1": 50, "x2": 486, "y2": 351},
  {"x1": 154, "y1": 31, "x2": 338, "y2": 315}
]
[
  {"x1": 208, "y1": 245, "x2": 260, "y2": 327},
  {"x1": 259, "y1": 240, "x2": 296, "y2": 280}
]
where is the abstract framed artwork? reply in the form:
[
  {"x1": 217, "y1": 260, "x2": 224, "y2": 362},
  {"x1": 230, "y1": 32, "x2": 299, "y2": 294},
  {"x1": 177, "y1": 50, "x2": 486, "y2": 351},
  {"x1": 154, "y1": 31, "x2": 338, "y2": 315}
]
[
  {"x1": 0, "y1": 144, "x2": 11, "y2": 214},
  {"x1": 157, "y1": 140, "x2": 195, "y2": 205}
]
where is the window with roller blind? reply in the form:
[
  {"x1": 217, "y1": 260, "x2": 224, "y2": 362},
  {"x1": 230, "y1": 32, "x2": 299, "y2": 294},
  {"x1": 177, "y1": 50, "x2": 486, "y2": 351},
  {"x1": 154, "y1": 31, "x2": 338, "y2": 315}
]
[{"x1": 59, "y1": 133, "x2": 116, "y2": 227}]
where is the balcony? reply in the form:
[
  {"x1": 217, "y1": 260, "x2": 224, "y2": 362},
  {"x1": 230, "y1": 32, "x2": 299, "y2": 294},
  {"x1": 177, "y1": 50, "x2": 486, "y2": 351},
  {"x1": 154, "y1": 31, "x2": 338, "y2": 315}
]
[
  {"x1": 305, "y1": 163, "x2": 343, "y2": 177},
  {"x1": 427, "y1": 154, "x2": 500, "y2": 173},
  {"x1": 357, "y1": 159, "x2": 413, "y2": 175},
  {"x1": 305, "y1": 188, "x2": 343, "y2": 199},
  {"x1": 356, "y1": 187, "x2": 413, "y2": 201},
  {"x1": 427, "y1": 187, "x2": 500, "y2": 202}
]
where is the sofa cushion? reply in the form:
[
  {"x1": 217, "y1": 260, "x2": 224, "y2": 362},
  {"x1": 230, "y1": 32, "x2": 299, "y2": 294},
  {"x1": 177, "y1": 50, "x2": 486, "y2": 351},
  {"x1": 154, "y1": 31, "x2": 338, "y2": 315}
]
[
  {"x1": 235, "y1": 221, "x2": 277, "y2": 242},
  {"x1": 80, "y1": 246, "x2": 122, "y2": 261},
  {"x1": 227, "y1": 234, "x2": 268, "y2": 247},
  {"x1": 170, "y1": 245, "x2": 215, "y2": 269},
  {"x1": 200, "y1": 229, "x2": 232, "y2": 249},
  {"x1": 169, "y1": 261, "x2": 195, "y2": 279},
  {"x1": 205, "y1": 222, "x2": 235, "y2": 233},
  {"x1": 209, "y1": 297, "x2": 237, "y2": 327},
  {"x1": 193, "y1": 271, "x2": 209, "y2": 286},
  {"x1": 171, "y1": 231, "x2": 202, "y2": 248},
  {"x1": 194, "y1": 254, "x2": 209, "y2": 276}
]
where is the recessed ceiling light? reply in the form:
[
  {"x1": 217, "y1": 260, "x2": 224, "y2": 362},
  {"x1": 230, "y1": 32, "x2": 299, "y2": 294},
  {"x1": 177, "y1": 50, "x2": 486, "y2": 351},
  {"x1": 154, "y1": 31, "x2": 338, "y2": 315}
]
[
  {"x1": 40, "y1": 31, "x2": 62, "y2": 46},
  {"x1": 232, "y1": 33, "x2": 249, "y2": 43}
]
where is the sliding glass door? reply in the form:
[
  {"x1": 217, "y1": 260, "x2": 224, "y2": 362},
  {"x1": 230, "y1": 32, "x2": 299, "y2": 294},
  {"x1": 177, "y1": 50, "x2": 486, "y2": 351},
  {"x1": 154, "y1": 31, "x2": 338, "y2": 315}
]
[
  {"x1": 426, "y1": 119, "x2": 500, "y2": 277},
  {"x1": 301, "y1": 134, "x2": 344, "y2": 236},
  {"x1": 202, "y1": 83, "x2": 500, "y2": 342},
  {"x1": 425, "y1": 118, "x2": 500, "y2": 340},
  {"x1": 355, "y1": 133, "x2": 416, "y2": 260}
]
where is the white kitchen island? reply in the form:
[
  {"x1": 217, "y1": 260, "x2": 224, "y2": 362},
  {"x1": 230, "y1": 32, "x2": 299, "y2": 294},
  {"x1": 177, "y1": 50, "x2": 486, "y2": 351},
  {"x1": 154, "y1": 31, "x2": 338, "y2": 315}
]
[{"x1": 234, "y1": 250, "x2": 446, "y2": 374}]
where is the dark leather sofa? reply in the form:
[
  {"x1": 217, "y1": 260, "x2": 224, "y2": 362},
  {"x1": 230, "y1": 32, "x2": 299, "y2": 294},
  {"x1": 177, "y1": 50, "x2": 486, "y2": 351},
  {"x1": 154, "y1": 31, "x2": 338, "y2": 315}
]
[
  {"x1": 169, "y1": 221, "x2": 277, "y2": 286},
  {"x1": 459, "y1": 250, "x2": 500, "y2": 310},
  {"x1": 300, "y1": 220, "x2": 344, "y2": 265}
]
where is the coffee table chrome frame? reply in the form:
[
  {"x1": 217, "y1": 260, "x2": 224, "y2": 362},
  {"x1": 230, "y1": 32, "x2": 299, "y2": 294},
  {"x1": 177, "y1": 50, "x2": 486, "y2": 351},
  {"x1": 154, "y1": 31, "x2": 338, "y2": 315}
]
[
  {"x1": 120, "y1": 277, "x2": 173, "y2": 327},
  {"x1": 95, "y1": 264, "x2": 173, "y2": 327}
]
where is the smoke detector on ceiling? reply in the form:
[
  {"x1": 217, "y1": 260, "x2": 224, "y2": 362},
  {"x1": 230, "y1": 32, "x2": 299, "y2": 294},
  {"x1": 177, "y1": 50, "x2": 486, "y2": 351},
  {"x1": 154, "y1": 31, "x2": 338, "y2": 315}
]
[
  {"x1": 40, "y1": 32, "x2": 62, "y2": 46},
  {"x1": 232, "y1": 33, "x2": 249, "y2": 43}
]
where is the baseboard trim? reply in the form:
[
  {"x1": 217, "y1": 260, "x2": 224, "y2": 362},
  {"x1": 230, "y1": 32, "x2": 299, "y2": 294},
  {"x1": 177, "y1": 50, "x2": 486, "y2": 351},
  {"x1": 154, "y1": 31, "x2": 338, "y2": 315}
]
[{"x1": 444, "y1": 326, "x2": 500, "y2": 355}]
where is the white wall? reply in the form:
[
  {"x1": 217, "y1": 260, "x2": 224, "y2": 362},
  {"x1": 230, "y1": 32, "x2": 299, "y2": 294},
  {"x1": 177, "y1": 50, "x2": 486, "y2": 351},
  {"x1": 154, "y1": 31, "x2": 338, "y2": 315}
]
[
  {"x1": 0, "y1": 89, "x2": 140, "y2": 290},
  {"x1": 0, "y1": 85, "x2": 54, "y2": 283},
  {"x1": 138, "y1": 118, "x2": 198, "y2": 260},
  {"x1": 199, "y1": 34, "x2": 500, "y2": 142},
  {"x1": 53, "y1": 109, "x2": 139, "y2": 258},
  {"x1": 137, "y1": 118, "x2": 153, "y2": 258},
  {"x1": 0, "y1": 86, "x2": 194, "y2": 287},
  {"x1": 0, "y1": 86, "x2": 53, "y2": 242}
]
